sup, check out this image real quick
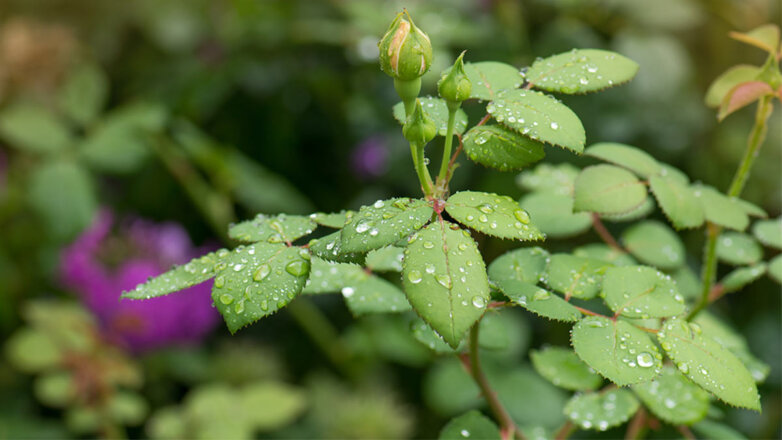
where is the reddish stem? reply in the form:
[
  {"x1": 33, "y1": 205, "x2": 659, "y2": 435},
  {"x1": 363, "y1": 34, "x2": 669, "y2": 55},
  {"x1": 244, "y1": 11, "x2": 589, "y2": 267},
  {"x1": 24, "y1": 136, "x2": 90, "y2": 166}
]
[
  {"x1": 591, "y1": 213, "x2": 624, "y2": 252},
  {"x1": 476, "y1": 113, "x2": 492, "y2": 126}
]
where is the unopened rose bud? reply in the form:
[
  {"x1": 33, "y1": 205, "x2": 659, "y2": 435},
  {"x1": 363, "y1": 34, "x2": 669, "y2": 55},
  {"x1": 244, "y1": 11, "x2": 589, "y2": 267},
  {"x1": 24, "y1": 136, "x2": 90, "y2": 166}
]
[
  {"x1": 438, "y1": 51, "x2": 472, "y2": 104},
  {"x1": 378, "y1": 10, "x2": 433, "y2": 81},
  {"x1": 403, "y1": 99, "x2": 437, "y2": 144}
]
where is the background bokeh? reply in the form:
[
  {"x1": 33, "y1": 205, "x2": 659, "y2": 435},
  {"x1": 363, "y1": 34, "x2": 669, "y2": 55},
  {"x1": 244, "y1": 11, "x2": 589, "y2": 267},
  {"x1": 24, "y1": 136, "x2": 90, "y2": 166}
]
[{"x1": 0, "y1": 0, "x2": 779, "y2": 438}]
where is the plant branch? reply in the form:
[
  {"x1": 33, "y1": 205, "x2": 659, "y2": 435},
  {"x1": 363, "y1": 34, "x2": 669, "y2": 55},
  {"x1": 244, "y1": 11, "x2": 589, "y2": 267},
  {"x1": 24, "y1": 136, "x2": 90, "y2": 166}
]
[
  {"x1": 410, "y1": 141, "x2": 434, "y2": 196},
  {"x1": 677, "y1": 425, "x2": 696, "y2": 440},
  {"x1": 591, "y1": 213, "x2": 624, "y2": 252},
  {"x1": 438, "y1": 105, "x2": 458, "y2": 186},
  {"x1": 467, "y1": 322, "x2": 526, "y2": 440},
  {"x1": 477, "y1": 113, "x2": 492, "y2": 126},
  {"x1": 554, "y1": 420, "x2": 574, "y2": 440},
  {"x1": 689, "y1": 95, "x2": 774, "y2": 321},
  {"x1": 624, "y1": 407, "x2": 647, "y2": 440}
]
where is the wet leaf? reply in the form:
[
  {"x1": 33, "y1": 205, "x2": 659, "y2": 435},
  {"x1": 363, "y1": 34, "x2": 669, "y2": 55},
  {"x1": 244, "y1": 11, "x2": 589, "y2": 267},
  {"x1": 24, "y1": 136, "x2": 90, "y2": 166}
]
[
  {"x1": 487, "y1": 89, "x2": 585, "y2": 153},
  {"x1": 488, "y1": 246, "x2": 550, "y2": 284},
  {"x1": 543, "y1": 254, "x2": 610, "y2": 300},
  {"x1": 341, "y1": 198, "x2": 433, "y2": 253},
  {"x1": 516, "y1": 162, "x2": 579, "y2": 195},
  {"x1": 631, "y1": 366, "x2": 710, "y2": 425},
  {"x1": 228, "y1": 214, "x2": 316, "y2": 244},
  {"x1": 366, "y1": 246, "x2": 405, "y2": 272},
  {"x1": 602, "y1": 266, "x2": 685, "y2": 318},
  {"x1": 720, "y1": 264, "x2": 767, "y2": 293},
  {"x1": 525, "y1": 49, "x2": 639, "y2": 94},
  {"x1": 519, "y1": 192, "x2": 591, "y2": 238},
  {"x1": 462, "y1": 61, "x2": 522, "y2": 101},
  {"x1": 531, "y1": 346, "x2": 602, "y2": 391},
  {"x1": 393, "y1": 96, "x2": 468, "y2": 136},
  {"x1": 649, "y1": 174, "x2": 704, "y2": 229},
  {"x1": 309, "y1": 211, "x2": 354, "y2": 229},
  {"x1": 463, "y1": 124, "x2": 545, "y2": 172},
  {"x1": 439, "y1": 410, "x2": 500, "y2": 440},
  {"x1": 692, "y1": 185, "x2": 749, "y2": 231},
  {"x1": 584, "y1": 142, "x2": 662, "y2": 177},
  {"x1": 571, "y1": 316, "x2": 662, "y2": 385},
  {"x1": 621, "y1": 220, "x2": 685, "y2": 270},
  {"x1": 301, "y1": 258, "x2": 367, "y2": 295},
  {"x1": 564, "y1": 388, "x2": 639, "y2": 431},
  {"x1": 497, "y1": 280, "x2": 581, "y2": 322},
  {"x1": 122, "y1": 249, "x2": 227, "y2": 299},
  {"x1": 573, "y1": 244, "x2": 636, "y2": 266},
  {"x1": 309, "y1": 231, "x2": 365, "y2": 265},
  {"x1": 342, "y1": 277, "x2": 412, "y2": 316},
  {"x1": 752, "y1": 217, "x2": 782, "y2": 249},
  {"x1": 402, "y1": 221, "x2": 490, "y2": 348},
  {"x1": 446, "y1": 191, "x2": 543, "y2": 241},
  {"x1": 573, "y1": 165, "x2": 647, "y2": 215},
  {"x1": 716, "y1": 232, "x2": 762, "y2": 266}
]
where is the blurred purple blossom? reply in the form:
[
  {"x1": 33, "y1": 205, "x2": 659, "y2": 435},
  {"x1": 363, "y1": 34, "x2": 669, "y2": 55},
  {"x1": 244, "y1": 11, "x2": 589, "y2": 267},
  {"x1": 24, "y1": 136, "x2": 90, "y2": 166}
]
[
  {"x1": 350, "y1": 136, "x2": 389, "y2": 179},
  {"x1": 60, "y1": 209, "x2": 219, "y2": 353}
]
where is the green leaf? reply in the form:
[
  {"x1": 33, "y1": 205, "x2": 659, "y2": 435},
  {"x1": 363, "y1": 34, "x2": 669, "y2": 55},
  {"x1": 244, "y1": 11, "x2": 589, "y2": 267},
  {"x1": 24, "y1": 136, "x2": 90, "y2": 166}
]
[
  {"x1": 425, "y1": 358, "x2": 482, "y2": 416},
  {"x1": 573, "y1": 165, "x2": 647, "y2": 215},
  {"x1": 446, "y1": 191, "x2": 543, "y2": 241},
  {"x1": 693, "y1": 185, "x2": 749, "y2": 231},
  {"x1": 670, "y1": 266, "x2": 700, "y2": 301},
  {"x1": 488, "y1": 89, "x2": 586, "y2": 152},
  {"x1": 735, "y1": 198, "x2": 767, "y2": 218},
  {"x1": 402, "y1": 221, "x2": 490, "y2": 348},
  {"x1": 4, "y1": 329, "x2": 62, "y2": 373},
  {"x1": 122, "y1": 249, "x2": 228, "y2": 299},
  {"x1": 488, "y1": 247, "x2": 549, "y2": 284},
  {"x1": 341, "y1": 198, "x2": 433, "y2": 253},
  {"x1": 412, "y1": 312, "x2": 508, "y2": 354},
  {"x1": 439, "y1": 410, "x2": 500, "y2": 440},
  {"x1": 730, "y1": 24, "x2": 781, "y2": 55},
  {"x1": 519, "y1": 191, "x2": 592, "y2": 238},
  {"x1": 462, "y1": 124, "x2": 545, "y2": 171},
  {"x1": 310, "y1": 211, "x2": 354, "y2": 229},
  {"x1": 564, "y1": 389, "x2": 639, "y2": 431},
  {"x1": 659, "y1": 164, "x2": 690, "y2": 185},
  {"x1": 571, "y1": 316, "x2": 662, "y2": 385},
  {"x1": 693, "y1": 312, "x2": 770, "y2": 383},
  {"x1": 309, "y1": 231, "x2": 365, "y2": 265},
  {"x1": 301, "y1": 258, "x2": 367, "y2": 295},
  {"x1": 768, "y1": 254, "x2": 782, "y2": 284},
  {"x1": 631, "y1": 366, "x2": 710, "y2": 425},
  {"x1": 543, "y1": 254, "x2": 610, "y2": 300},
  {"x1": 584, "y1": 142, "x2": 662, "y2": 177},
  {"x1": 29, "y1": 161, "x2": 97, "y2": 241},
  {"x1": 0, "y1": 103, "x2": 73, "y2": 153},
  {"x1": 462, "y1": 61, "x2": 522, "y2": 101},
  {"x1": 705, "y1": 65, "x2": 761, "y2": 107},
  {"x1": 228, "y1": 214, "x2": 316, "y2": 244},
  {"x1": 622, "y1": 220, "x2": 685, "y2": 270},
  {"x1": 752, "y1": 218, "x2": 782, "y2": 249},
  {"x1": 716, "y1": 232, "x2": 763, "y2": 265},
  {"x1": 57, "y1": 63, "x2": 109, "y2": 126},
  {"x1": 393, "y1": 96, "x2": 468, "y2": 136},
  {"x1": 602, "y1": 266, "x2": 685, "y2": 318},
  {"x1": 525, "y1": 49, "x2": 639, "y2": 94},
  {"x1": 516, "y1": 162, "x2": 579, "y2": 195},
  {"x1": 657, "y1": 317, "x2": 760, "y2": 410},
  {"x1": 649, "y1": 175, "x2": 704, "y2": 229},
  {"x1": 531, "y1": 346, "x2": 602, "y2": 391},
  {"x1": 491, "y1": 366, "x2": 569, "y2": 429},
  {"x1": 212, "y1": 243, "x2": 310, "y2": 333},
  {"x1": 35, "y1": 372, "x2": 74, "y2": 408},
  {"x1": 692, "y1": 420, "x2": 748, "y2": 440},
  {"x1": 497, "y1": 280, "x2": 582, "y2": 322},
  {"x1": 239, "y1": 382, "x2": 307, "y2": 430},
  {"x1": 79, "y1": 120, "x2": 150, "y2": 174},
  {"x1": 573, "y1": 244, "x2": 636, "y2": 266},
  {"x1": 343, "y1": 277, "x2": 412, "y2": 316},
  {"x1": 720, "y1": 264, "x2": 766, "y2": 293},
  {"x1": 598, "y1": 196, "x2": 655, "y2": 224},
  {"x1": 365, "y1": 246, "x2": 404, "y2": 272}
]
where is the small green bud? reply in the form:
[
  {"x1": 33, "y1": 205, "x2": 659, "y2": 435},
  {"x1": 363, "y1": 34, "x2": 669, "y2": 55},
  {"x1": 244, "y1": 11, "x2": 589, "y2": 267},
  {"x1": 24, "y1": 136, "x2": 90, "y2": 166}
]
[
  {"x1": 403, "y1": 99, "x2": 437, "y2": 144},
  {"x1": 438, "y1": 51, "x2": 472, "y2": 103},
  {"x1": 378, "y1": 10, "x2": 433, "y2": 81}
]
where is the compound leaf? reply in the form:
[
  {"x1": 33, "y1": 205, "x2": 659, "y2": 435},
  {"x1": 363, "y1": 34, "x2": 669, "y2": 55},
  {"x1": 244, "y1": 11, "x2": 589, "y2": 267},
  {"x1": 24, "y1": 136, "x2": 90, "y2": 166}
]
[
  {"x1": 649, "y1": 175, "x2": 704, "y2": 230},
  {"x1": 631, "y1": 366, "x2": 711, "y2": 426},
  {"x1": 716, "y1": 232, "x2": 763, "y2": 266},
  {"x1": 487, "y1": 89, "x2": 585, "y2": 153},
  {"x1": 309, "y1": 211, "x2": 354, "y2": 229},
  {"x1": 602, "y1": 266, "x2": 685, "y2": 318},
  {"x1": 497, "y1": 280, "x2": 581, "y2": 322},
  {"x1": 446, "y1": 191, "x2": 543, "y2": 241},
  {"x1": 543, "y1": 254, "x2": 609, "y2": 300},
  {"x1": 564, "y1": 389, "x2": 639, "y2": 431},
  {"x1": 571, "y1": 316, "x2": 662, "y2": 385},
  {"x1": 122, "y1": 249, "x2": 228, "y2": 299},
  {"x1": 531, "y1": 346, "x2": 602, "y2": 391},
  {"x1": 393, "y1": 96, "x2": 468, "y2": 135},
  {"x1": 365, "y1": 246, "x2": 405, "y2": 272},
  {"x1": 463, "y1": 124, "x2": 545, "y2": 172},
  {"x1": 341, "y1": 198, "x2": 433, "y2": 253},
  {"x1": 621, "y1": 220, "x2": 685, "y2": 270},
  {"x1": 212, "y1": 243, "x2": 310, "y2": 333},
  {"x1": 229, "y1": 214, "x2": 316, "y2": 244},
  {"x1": 309, "y1": 231, "x2": 365, "y2": 265},
  {"x1": 584, "y1": 142, "x2": 662, "y2": 177},
  {"x1": 402, "y1": 221, "x2": 490, "y2": 348},
  {"x1": 439, "y1": 410, "x2": 501, "y2": 440},
  {"x1": 573, "y1": 165, "x2": 647, "y2": 215},
  {"x1": 657, "y1": 317, "x2": 760, "y2": 410},
  {"x1": 525, "y1": 49, "x2": 639, "y2": 94}
]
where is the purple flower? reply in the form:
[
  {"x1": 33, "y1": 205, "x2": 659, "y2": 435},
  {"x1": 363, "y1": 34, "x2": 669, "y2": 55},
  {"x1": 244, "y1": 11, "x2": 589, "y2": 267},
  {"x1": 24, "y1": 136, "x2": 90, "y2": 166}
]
[
  {"x1": 60, "y1": 209, "x2": 219, "y2": 353},
  {"x1": 350, "y1": 136, "x2": 389, "y2": 179}
]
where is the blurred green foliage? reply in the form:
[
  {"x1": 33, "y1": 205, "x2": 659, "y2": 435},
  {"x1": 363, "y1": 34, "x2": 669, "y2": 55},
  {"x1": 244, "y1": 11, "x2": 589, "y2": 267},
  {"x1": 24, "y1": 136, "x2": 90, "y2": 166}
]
[{"x1": 0, "y1": 0, "x2": 779, "y2": 438}]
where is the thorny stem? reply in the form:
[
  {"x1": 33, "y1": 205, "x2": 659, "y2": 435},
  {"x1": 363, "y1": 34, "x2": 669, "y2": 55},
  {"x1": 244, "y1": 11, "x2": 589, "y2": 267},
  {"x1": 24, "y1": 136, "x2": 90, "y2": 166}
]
[
  {"x1": 689, "y1": 95, "x2": 774, "y2": 321},
  {"x1": 467, "y1": 322, "x2": 526, "y2": 440},
  {"x1": 591, "y1": 213, "x2": 624, "y2": 252}
]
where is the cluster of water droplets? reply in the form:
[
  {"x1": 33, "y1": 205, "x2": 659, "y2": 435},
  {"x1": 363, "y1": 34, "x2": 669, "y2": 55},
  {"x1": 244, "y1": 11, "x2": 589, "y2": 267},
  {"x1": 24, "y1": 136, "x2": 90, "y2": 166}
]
[
  {"x1": 566, "y1": 389, "x2": 638, "y2": 432},
  {"x1": 447, "y1": 192, "x2": 541, "y2": 241}
]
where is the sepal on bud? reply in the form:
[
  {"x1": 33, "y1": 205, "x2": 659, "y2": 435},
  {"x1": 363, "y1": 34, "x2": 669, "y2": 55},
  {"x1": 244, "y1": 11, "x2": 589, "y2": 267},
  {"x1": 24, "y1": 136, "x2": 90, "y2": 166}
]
[
  {"x1": 403, "y1": 99, "x2": 437, "y2": 145},
  {"x1": 378, "y1": 10, "x2": 433, "y2": 81},
  {"x1": 438, "y1": 51, "x2": 472, "y2": 103}
]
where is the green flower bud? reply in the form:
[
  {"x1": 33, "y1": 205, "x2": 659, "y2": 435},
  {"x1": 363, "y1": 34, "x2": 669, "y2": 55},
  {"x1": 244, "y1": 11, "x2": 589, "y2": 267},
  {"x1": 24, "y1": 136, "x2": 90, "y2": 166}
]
[
  {"x1": 378, "y1": 10, "x2": 433, "y2": 81},
  {"x1": 438, "y1": 51, "x2": 472, "y2": 103},
  {"x1": 403, "y1": 99, "x2": 437, "y2": 144}
]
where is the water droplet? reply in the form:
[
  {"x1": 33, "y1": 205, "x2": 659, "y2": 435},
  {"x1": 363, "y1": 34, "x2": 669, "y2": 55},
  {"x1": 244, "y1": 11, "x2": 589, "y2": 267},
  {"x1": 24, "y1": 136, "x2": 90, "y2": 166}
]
[
  {"x1": 341, "y1": 287, "x2": 355, "y2": 297},
  {"x1": 460, "y1": 429, "x2": 470, "y2": 437},
  {"x1": 423, "y1": 241, "x2": 435, "y2": 249},
  {"x1": 214, "y1": 276, "x2": 225, "y2": 288},
  {"x1": 550, "y1": 122, "x2": 559, "y2": 130},
  {"x1": 219, "y1": 294, "x2": 233, "y2": 305},
  {"x1": 478, "y1": 204, "x2": 494, "y2": 214},
  {"x1": 425, "y1": 264, "x2": 436, "y2": 274},
  {"x1": 514, "y1": 209, "x2": 530, "y2": 224},
  {"x1": 254, "y1": 264, "x2": 271, "y2": 281},
  {"x1": 285, "y1": 260, "x2": 310, "y2": 276},
  {"x1": 435, "y1": 274, "x2": 452, "y2": 289},
  {"x1": 471, "y1": 296, "x2": 487, "y2": 308},
  {"x1": 234, "y1": 301, "x2": 245, "y2": 314},
  {"x1": 355, "y1": 221, "x2": 371, "y2": 233},
  {"x1": 533, "y1": 289, "x2": 550, "y2": 301},
  {"x1": 408, "y1": 270, "x2": 423, "y2": 284},
  {"x1": 636, "y1": 352, "x2": 654, "y2": 368}
]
